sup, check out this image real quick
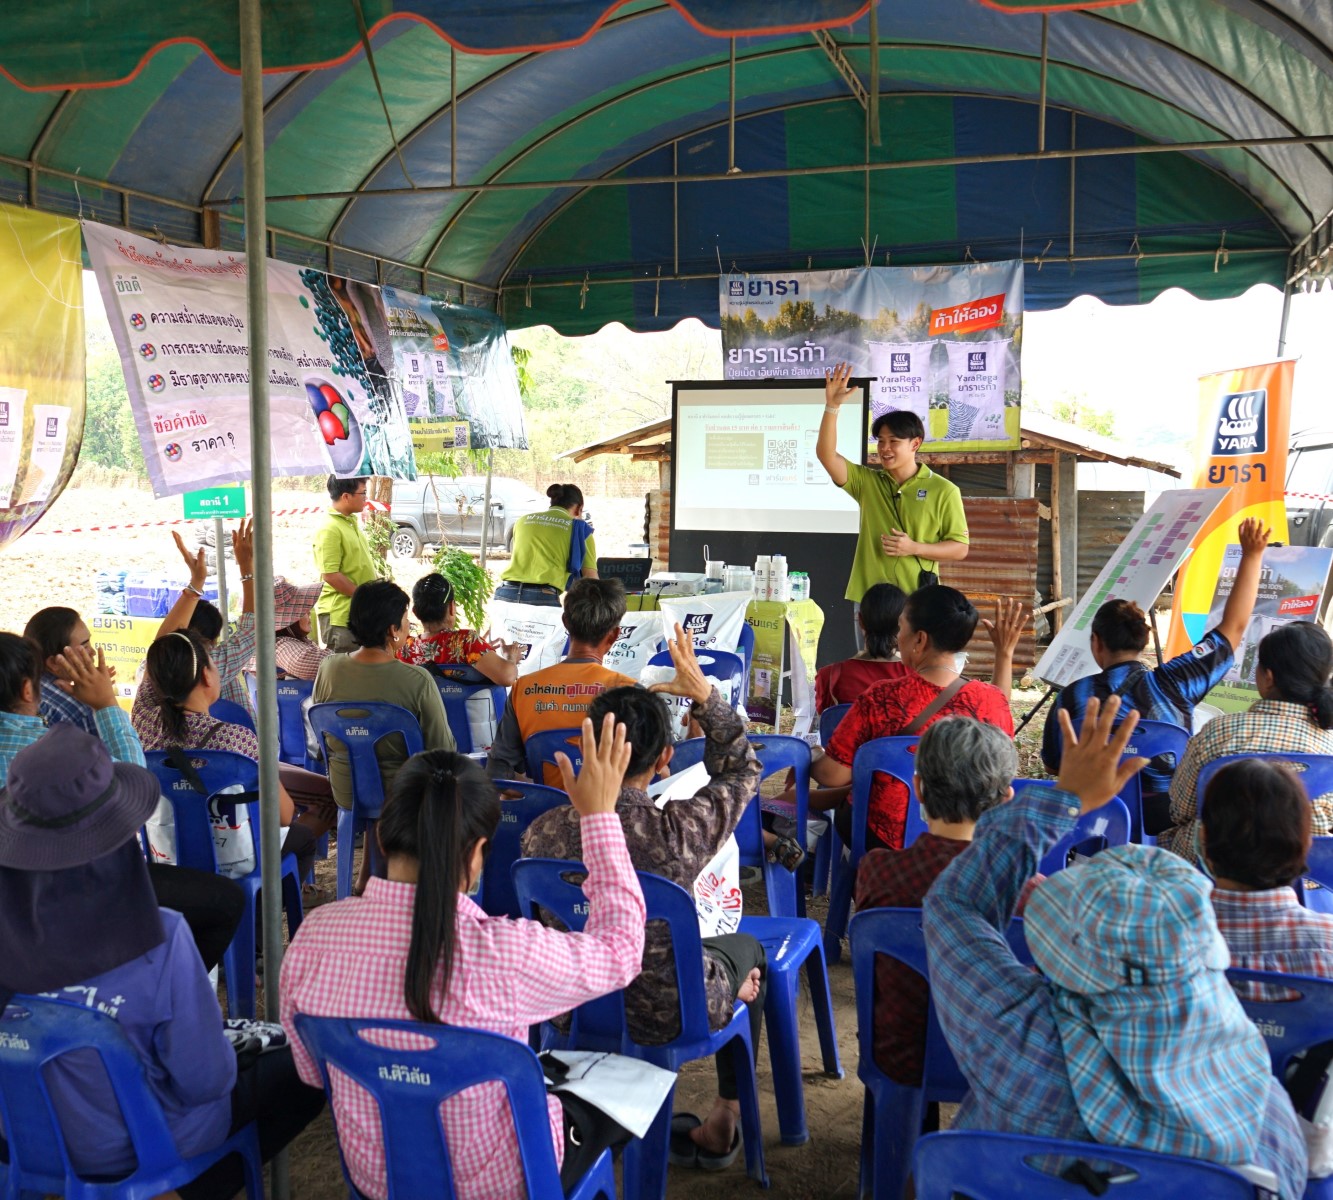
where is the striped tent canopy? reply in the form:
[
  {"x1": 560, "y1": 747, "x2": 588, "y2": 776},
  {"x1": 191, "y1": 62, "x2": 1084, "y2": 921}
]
[{"x1": 0, "y1": 0, "x2": 1326, "y2": 333}]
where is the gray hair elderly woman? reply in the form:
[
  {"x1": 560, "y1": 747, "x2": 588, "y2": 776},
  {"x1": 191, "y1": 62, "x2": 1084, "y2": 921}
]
[{"x1": 855, "y1": 717, "x2": 1018, "y2": 1086}]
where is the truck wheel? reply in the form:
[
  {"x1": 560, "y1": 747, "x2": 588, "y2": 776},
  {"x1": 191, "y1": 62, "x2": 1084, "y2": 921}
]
[{"x1": 391, "y1": 526, "x2": 423, "y2": 559}]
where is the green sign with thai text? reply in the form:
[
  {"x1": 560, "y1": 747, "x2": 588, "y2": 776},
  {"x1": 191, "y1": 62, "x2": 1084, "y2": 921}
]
[{"x1": 182, "y1": 486, "x2": 246, "y2": 520}]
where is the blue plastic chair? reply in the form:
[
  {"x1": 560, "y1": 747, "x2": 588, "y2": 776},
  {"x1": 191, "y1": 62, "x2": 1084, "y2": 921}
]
[
  {"x1": 433, "y1": 674, "x2": 507, "y2": 755},
  {"x1": 480, "y1": 780, "x2": 569, "y2": 917},
  {"x1": 812, "y1": 704, "x2": 853, "y2": 896},
  {"x1": 666, "y1": 734, "x2": 842, "y2": 1144},
  {"x1": 912, "y1": 1130, "x2": 1266, "y2": 1199},
  {"x1": 209, "y1": 695, "x2": 255, "y2": 732},
  {"x1": 271, "y1": 676, "x2": 319, "y2": 770},
  {"x1": 307, "y1": 702, "x2": 425, "y2": 900},
  {"x1": 1038, "y1": 797, "x2": 1131, "y2": 876},
  {"x1": 646, "y1": 648, "x2": 746, "y2": 708},
  {"x1": 668, "y1": 733, "x2": 810, "y2": 917},
  {"x1": 1198, "y1": 752, "x2": 1333, "y2": 815},
  {"x1": 144, "y1": 749, "x2": 303, "y2": 1019},
  {"x1": 736, "y1": 621, "x2": 755, "y2": 685},
  {"x1": 825, "y1": 735, "x2": 923, "y2": 961},
  {"x1": 524, "y1": 726, "x2": 583, "y2": 788},
  {"x1": 512, "y1": 860, "x2": 768, "y2": 1200},
  {"x1": 849, "y1": 907, "x2": 1032, "y2": 1200},
  {"x1": 293, "y1": 1015, "x2": 617, "y2": 1200},
  {"x1": 1107, "y1": 718, "x2": 1189, "y2": 844},
  {"x1": 0, "y1": 995, "x2": 262, "y2": 1200}
]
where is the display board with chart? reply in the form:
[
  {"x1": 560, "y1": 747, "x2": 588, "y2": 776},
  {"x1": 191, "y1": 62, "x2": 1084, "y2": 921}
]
[{"x1": 1036, "y1": 489, "x2": 1229, "y2": 688}]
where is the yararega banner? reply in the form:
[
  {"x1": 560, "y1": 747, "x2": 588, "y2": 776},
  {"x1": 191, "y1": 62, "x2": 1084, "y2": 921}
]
[
  {"x1": 380, "y1": 287, "x2": 528, "y2": 453},
  {"x1": 719, "y1": 262, "x2": 1023, "y2": 453},
  {"x1": 82, "y1": 221, "x2": 415, "y2": 497},
  {"x1": 0, "y1": 203, "x2": 84, "y2": 551},
  {"x1": 1165, "y1": 359, "x2": 1294, "y2": 657}
]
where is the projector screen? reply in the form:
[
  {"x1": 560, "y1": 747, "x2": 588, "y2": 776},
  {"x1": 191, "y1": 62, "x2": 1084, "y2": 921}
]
[{"x1": 672, "y1": 381, "x2": 868, "y2": 533}]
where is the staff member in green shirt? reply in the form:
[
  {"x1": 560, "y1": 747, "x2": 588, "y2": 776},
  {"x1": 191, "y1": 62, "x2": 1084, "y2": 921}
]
[
  {"x1": 496, "y1": 483, "x2": 599, "y2": 608},
  {"x1": 312, "y1": 475, "x2": 379, "y2": 651},
  {"x1": 817, "y1": 362, "x2": 969, "y2": 650}
]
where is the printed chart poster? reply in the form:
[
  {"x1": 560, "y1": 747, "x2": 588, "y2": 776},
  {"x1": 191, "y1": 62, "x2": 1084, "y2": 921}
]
[
  {"x1": 1166, "y1": 360, "x2": 1294, "y2": 657},
  {"x1": 1203, "y1": 545, "x2": 1333, "y2": 713},
  {"x1": 0, "y1": 203, "x2": 83, "y2": 551},
  {"x1": 719, "y1": 262, "x2": 1023, "y2": 453},
  {"x1": 82, "y1": 221, "x2": 415, "y2": 497},
  {"x1": 1035, "y1": 489, "x2": 1228, "y2": 688},
  {"x1": 380, "y1": 286, "x2": 528, "y2": 453}
]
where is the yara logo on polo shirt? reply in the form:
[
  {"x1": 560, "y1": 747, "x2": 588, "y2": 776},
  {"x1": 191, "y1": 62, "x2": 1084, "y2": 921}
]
[{"x1": 1212, "y1": 389, "x2": 1266, "y2": 456}]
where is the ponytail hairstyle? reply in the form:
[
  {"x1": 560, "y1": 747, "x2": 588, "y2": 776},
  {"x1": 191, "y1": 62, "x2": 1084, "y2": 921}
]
[
  {"x1": 859, "y1": 583, "x2": 907, "y2": 659},
  {"x1": 378, "y1": 750, "x2": 501, "y2": 1022},
  {"x1": 546, "y1": 482, "x2": 584, "y2": 512},
  {"x1": 1090, "y1": 599, "x2": 1152, "y2": 654},
  {"x1": 1258, "y1": 622, "x2": 1333, "y2": 730},
  {"x1": 145, "y1": 629, "x2": 212, "y2": 744},
  {"x1": 411, "y1": 573, "x2": 455, "y2": 628}
]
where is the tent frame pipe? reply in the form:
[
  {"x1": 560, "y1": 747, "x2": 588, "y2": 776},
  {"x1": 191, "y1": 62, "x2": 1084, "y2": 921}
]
[
  {"x1": 727, "y1": 38, "x2": 736, "y2": 173},
  {"x1": 1038, "y1": 14, "x2": 1049, "y2": 153},
  {"x1": 232, "y1": 131, "x2": 1333, "y2": 205},
  {"x1": 240, "y1": 0, "x2": 285, "y2": 1134},
  {"x1": 500, "y1": 243, "x2": 1285, "y2": 294},
  {"x1": 450, "y1": 46, "x2": 457, "y2": 187},
  {"x1": 1276, "y1": 275, "x2": 1294, "y2": 355}
]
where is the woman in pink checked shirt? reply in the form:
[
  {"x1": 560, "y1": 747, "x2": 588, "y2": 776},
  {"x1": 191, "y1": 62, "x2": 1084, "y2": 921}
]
[{"x1": 280, "y1": 714, "x2": 646, "y2": 1200}]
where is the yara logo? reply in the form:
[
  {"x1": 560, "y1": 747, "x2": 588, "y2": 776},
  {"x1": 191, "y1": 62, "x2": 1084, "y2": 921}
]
[
  {"x1": 1212, "y1": 389, "x2": 1266, "y2": 457},
  {"x1": 683, "y1": 613, "x2": 712, "y2": 635}
]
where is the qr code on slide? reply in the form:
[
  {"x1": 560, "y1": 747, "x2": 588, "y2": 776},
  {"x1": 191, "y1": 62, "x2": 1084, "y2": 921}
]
[
  {"x1": 765, "y1": 438, "x2": 798, "y2": 470},
  {"x1": 453, "y1": 426, "x2": 469, "y2": 447}
]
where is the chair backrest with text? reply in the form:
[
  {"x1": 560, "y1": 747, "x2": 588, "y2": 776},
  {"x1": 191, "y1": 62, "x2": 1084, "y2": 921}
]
[
  {"x1": 307, "y1": 702, "x2": 425, "y2": 821},
  {"x1": 523, "y1": 727, "x2": 583, "y2": 788},
  {"x1": 294, "y1": 1014, "x2": 609, "y2": 1200},
  {"x1": 481, "y1": 781, "x2": 570, "y2": 917}
]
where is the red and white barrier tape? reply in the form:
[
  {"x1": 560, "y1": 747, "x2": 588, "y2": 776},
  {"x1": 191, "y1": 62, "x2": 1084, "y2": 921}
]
[
  {"x1": 1286, "y1": 491, "x2": 1333, "y2": 505},
  {"x1": 22, "y1": 504, "x2": 397, "y2": 537}
]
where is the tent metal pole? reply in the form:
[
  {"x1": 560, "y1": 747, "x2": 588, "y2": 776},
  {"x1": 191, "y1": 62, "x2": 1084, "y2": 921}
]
[
  {"x1": 1277, "y1": 280, "x2": 1294, "y2": 355},
  {"x1": 1038, "y1": 15, "x2": 1049, "y2": 153},
  {"x1": 238, "y1": 20, "x2": 285, "y2": 1200},
  {"x1": 727, "y1": 39, "x2": 737, "y2": 172},
  {"x1": 672, "y1": 140, "x2": 679, "y2": 276},
  {"x1": 868, "y1": 0, "x2": 880, "y2": 147},
  {"x1": 233, "y1": 130, "x2": 1333, "y2": 204},
  {"x1": 479, "y1": 449, "x2": 494, "y2": 570},
  {"x1": 213, "y1": 516, "x2": 229, "y2": 636},
  {"x1": 1068, "y1": 112, "x2": 1076, "y2": 259},
  {"x1": 450, "y1": 46, "x2": 457, "y2": 188}
]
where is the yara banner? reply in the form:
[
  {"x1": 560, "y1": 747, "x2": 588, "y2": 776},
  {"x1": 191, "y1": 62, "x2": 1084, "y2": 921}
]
[
  {"x1": 1165, "y1": 359, "x2": 1294, "y2": 657},
  {"x1": 83, "y1": 221, "x2": 415, "y2": 497},
  {"x1": 719, "y1": 261, "x2": 1023, "y2": 452}
]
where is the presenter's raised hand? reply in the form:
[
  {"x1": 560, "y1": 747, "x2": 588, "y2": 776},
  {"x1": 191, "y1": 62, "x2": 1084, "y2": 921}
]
[{"x1": 824, "y1": 362, "x2": 859, "y2": 410}]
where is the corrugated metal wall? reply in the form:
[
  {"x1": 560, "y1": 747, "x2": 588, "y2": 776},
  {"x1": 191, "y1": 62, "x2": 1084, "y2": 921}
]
[
  {"x1": 1078, "y1": 491, "x2": 1145, "y2": 597},
  {"x1": 941, "y1": 497, "x2": 1041, "y2": 678}
]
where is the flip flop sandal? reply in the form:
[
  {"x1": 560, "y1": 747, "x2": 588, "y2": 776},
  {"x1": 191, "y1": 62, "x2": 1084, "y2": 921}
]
[
  {"x1": 668, "y1": 1112, "x2": 702, "y2": 1168},
  {"x1": 767, "y1": 834, "x2": 806, "y2": 872}
]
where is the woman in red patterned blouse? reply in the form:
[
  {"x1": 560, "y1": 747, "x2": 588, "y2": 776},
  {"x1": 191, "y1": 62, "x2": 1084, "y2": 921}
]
[
  {"x1": 397, "y1": 574, "x2": 519, "y2": 687},
  {"x1": 811, "y1": 585, "x2": 1019, "y2": 850}
]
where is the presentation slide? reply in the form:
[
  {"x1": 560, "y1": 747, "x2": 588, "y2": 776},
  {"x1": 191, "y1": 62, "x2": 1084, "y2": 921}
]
[{"x1": 672, "y1": 383, "x2": 866, "y2": 533}]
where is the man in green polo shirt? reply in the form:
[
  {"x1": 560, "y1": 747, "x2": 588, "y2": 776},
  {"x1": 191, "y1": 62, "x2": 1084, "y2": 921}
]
[
  {"x1": 817, "y1": 361, "x2": 970, "y2": 649},
  {"x1": 313, "y1": 475, "x2": 378, "y2": 652}
]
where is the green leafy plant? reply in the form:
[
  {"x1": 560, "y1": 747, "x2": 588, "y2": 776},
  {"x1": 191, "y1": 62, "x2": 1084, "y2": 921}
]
[
  {"x1": 431, "y1": 545, "x2": 494, "y2": 630},
  {"x1": 362, "y1": 511, "x2": 396, "y2": 581}
]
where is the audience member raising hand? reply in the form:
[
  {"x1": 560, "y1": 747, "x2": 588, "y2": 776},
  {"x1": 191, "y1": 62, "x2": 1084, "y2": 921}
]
[
  {"x1": 557, "y1": 712, "x2": 634, "y2": 815},
  {"x1": 646, "y1": 622, "x2": 714, "y2": 707},
  {"x1": 1054, "y1": 695, "x2": 1149, "y2": 813},
  {"x1": 51, "y1": 643, "x2": 118, "y2": 712}
]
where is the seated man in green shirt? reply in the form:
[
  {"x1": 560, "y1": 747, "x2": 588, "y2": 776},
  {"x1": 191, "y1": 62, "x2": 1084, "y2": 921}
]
[
  {"x1": 313, "y1": 475, "x2": 378, "y2": 652},
  {"x1": 817, "y1": 362, "x2": 970, "y2": 650}
]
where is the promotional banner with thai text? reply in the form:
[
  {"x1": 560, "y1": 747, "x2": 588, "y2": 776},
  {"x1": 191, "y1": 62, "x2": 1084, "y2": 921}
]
[
  {"x1": 83, "y1": 221, "x2": 415, "y2": 497},
  {"x1": 719, "y1": 262, "x2": 1023, "y2": 453},
  {"x1": 380, "y1": 287, "x2": 528, "y2": 454},
  {"x1": 0, "y1": 203, "x2": 83, "y2": 551},
  {"x1": 1165, "y1": 359, "x2": 1294, "y2": 657}
]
